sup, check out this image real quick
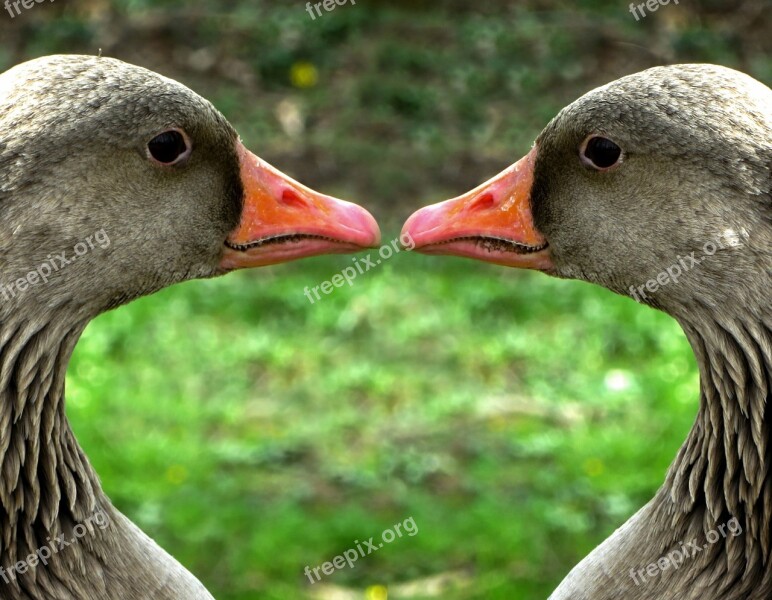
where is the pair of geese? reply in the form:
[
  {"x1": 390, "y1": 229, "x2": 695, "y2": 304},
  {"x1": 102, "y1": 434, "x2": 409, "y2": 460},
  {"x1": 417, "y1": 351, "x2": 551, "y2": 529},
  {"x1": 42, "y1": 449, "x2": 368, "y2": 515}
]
[{"x1": 0, "y1": 55, "x2": 768, "y2": 599}]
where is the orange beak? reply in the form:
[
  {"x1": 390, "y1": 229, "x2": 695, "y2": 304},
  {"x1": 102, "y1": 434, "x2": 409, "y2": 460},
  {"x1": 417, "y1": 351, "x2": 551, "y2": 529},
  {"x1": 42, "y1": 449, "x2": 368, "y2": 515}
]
[
  {"x1": 221, "y1": 142, "x2": 381, "y2": 270},
  {"x1": 401, "y1": 147, "x2": 552, "y2": 270}
]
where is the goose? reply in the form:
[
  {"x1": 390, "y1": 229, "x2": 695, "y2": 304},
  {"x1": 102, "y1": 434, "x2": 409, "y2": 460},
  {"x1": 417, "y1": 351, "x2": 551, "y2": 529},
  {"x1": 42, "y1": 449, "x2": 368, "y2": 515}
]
[
  {"x1": 0, "y1": 54, "x2": 380, "y2": 600},
  {"x1": 402, "y1": 64, "x2": 771, "y2": 599}
]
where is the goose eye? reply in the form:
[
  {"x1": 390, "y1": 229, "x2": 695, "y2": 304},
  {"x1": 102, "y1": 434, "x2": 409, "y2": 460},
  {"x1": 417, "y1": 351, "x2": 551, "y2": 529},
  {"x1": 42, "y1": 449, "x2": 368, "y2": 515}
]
[
  {"x1": 147, "y1": 130, "x2": 190, "y2": 165},
  {"x1": 581, "y1": 136, "x2": 622, "y2": 170}
]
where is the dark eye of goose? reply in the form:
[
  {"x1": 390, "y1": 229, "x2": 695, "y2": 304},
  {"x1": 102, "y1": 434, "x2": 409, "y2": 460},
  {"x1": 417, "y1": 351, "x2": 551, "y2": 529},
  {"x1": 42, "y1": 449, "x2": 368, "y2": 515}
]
[
  {"x1": 581, "y1": 135, "x2": 623, "y2": 170},
  {"x1": 147, "y1": 130, "x2": 190, "y2": 165}
]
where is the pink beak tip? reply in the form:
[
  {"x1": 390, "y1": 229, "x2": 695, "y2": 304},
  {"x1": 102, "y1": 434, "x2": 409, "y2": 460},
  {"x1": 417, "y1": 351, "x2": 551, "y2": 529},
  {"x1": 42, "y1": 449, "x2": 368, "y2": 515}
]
[
  {"x1": 355, "y1": 206, "x2": 382, "y2": 247},
  {"x1": 401, "y1": 204, "x2": 444, "y2": 249}
]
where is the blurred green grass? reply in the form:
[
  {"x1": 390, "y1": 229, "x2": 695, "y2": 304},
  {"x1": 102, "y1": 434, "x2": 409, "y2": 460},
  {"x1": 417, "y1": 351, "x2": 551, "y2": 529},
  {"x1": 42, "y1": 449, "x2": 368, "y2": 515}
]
[
  {"x1": 2, "y1": 0, "x2": 768, "y2": 598},
  {"x1": 68, "y1": 253, "x2": 698, "y2": 599}
]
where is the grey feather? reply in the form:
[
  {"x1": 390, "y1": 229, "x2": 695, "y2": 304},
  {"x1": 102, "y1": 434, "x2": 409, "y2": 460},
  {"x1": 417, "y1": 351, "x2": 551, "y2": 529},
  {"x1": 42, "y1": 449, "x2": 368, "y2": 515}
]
[{"x1": 532, "y1": 65, "x2": 771, "y2": 600}]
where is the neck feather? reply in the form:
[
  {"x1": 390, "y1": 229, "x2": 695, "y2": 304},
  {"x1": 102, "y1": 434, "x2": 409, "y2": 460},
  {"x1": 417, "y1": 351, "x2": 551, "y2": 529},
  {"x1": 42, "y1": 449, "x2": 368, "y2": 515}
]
[
  {"x1": 0, "y1": 309, "x2": 104, "y2": 569},
  {"x1": 658, "y1": 299, "x2": 772, "y2": 589}
]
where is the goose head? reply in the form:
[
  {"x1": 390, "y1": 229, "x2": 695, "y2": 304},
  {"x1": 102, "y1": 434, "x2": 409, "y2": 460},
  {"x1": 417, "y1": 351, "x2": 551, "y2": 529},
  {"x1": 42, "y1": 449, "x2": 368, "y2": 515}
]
[
  {"x1": 0, "y1": 55, "x2": 380, "y2": 320},
  {"x1": 0, "y1": 54, "x2": 380, "y2": 598},
  {"x1": 402, "y1": 64, "x2": 770, "y2": 319},
  {"x1": 403, "y1": 63, "x2": 772, "y2": 598}
]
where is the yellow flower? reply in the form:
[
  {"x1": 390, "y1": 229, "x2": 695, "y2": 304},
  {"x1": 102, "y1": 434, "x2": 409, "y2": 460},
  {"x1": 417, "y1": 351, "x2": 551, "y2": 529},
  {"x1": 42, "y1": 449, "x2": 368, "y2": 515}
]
[
  {"x1": 165, "y1": 464, "x2": 188, "y2": 485},
  {"x1": 583, "y1": 458, "x2": 604, "y2": 477},
  {"x1": 290, "y1": 62, "x2": 319, "y2": 89},
  {"x1": 365, "y1": 584, "x2": 388, "y2": 600}
]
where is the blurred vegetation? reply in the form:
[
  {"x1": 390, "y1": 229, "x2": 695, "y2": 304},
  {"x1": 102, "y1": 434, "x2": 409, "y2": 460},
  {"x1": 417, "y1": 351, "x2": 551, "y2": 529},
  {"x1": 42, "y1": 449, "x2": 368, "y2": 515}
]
[{"x1": 1, "y1": 1, "x2": 769, "y2": 599}]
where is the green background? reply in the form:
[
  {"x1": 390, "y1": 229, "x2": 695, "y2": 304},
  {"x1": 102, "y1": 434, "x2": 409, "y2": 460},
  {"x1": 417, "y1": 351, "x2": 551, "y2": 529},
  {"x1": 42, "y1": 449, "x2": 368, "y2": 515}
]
[{"x1": 1, "y1": 1, "x2": 769, "y2": 598}]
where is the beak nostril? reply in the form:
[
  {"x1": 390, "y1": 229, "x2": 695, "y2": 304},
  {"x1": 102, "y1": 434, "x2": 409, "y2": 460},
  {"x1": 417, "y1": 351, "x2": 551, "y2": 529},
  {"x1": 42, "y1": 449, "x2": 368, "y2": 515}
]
[
  {"x1": 468, "y1": 192, "x2": 496, "y2": 212},
  {"x1": 281, "y1": 188, "x2": 308, "y2": 208}
]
